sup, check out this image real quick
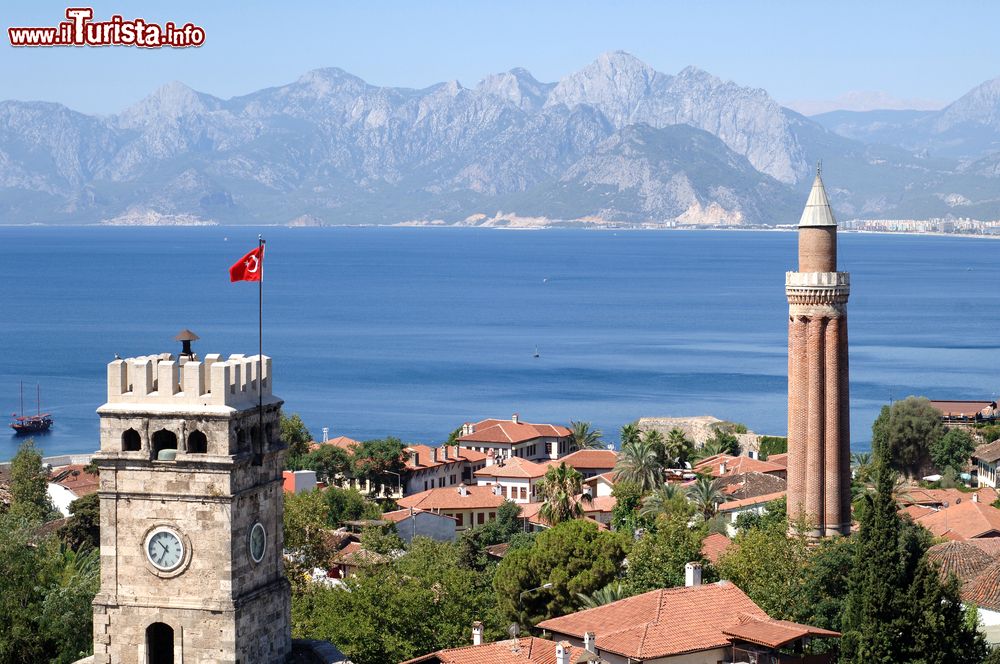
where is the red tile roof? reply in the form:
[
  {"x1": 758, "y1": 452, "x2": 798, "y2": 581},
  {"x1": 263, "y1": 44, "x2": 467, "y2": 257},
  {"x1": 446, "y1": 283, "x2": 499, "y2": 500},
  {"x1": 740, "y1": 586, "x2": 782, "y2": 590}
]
[
  {"x1": 458, "y1": 418, "x2": 572, "y2": 445},
  {"x1": 547, "y1": 449, "x2": 618, "y2": 470},
  {"x1": 701, "y1": 532, "x2": 732, "y2": 565},
  {"x1": 927, "y1": 540, "x2": 997, "y2": 586},
  {"x1": 50, "y1": 464, "x2": 99, "y2": 497},
  {"x1": 397, "y1": 485, "x2": 506, "y2": 511},
  {"x1": 765, "y1": 453, "x2": 788, "y2": 468},
  {"x1": 401, "y1": 637, "x2": 587, "y2": 664},
  {"x1": 722, "y1": 615, "x2": 839, "y2": 649},
  {"x1": 406, "y1": 444, "x2": 487, "y2": 471},
  {"x1": 718, "y1": 491, "x2": 786, "y2": 513},
  {"x1": 962, "y1": 558, "x2": 1000, "y2": 611},
  {"x1": 537, "y1": 582, "x2": 769, "y2": 659},
  {"x1": 475, "y1": 456, "x2": 549, "y2": 479},
  {"x1": 913, "y1": 500, "x2": 1000, "y2": 540},
  {"x1": 929, "y1": 400, "x2": 997, "y2": 418},
  {"x1": 901, "y1": 488, "x2": 997, "y2": 508},
  {"x1": 309, "y1": 435, "x2": 362, "y2": 452},
  {"x1": 694, "y1": 454, "x2": 785, "y2": 478},
  {"x1": 381, "y1": 508, "x2": 457, "y2": 524},
  {"x1": 517, "y1": 503, "x2": 609, "y2": 531},
  {"x1": 975, "y1": 440, "x2": 1000, "y2": 464}
]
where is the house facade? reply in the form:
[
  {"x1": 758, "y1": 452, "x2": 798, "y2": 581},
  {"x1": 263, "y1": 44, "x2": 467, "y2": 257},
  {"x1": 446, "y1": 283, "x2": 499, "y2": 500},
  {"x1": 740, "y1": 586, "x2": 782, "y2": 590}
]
[
  {"x1": 456, "y1": 415, "x2": 574, "y2": 462},
  {"x1": 397, "y1": 484, "x2": 506, "y2": 531},
  {"x1": 404, "y1": 444, "x2": 487, "y2": 494}
]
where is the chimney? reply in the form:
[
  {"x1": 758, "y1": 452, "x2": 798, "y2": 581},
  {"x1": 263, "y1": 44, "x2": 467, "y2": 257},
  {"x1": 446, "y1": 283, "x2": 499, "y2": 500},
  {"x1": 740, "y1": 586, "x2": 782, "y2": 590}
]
[
  {"x1": 472, "y1": 621, "x2": 483, "y2": 646},
  {"x1": 974, "y1": 492, "x2": 980, "y2": 503},
  {"x1": 462, "y1": 422, "x2": 474, "y2": 436},
  {"x1": 486, "y1": 449, "x2": 495, "y2": 466},
  {"x1": 583, "y1": 632, "x2": 595, "y2": 653},
  {"x1": 459, "y1": 484, "x2": 468, "y2": 497},
  {"x1": 408, "y1": 449, "x2": 419, "y2": 467},
  {"x1": 322, "y1": 427, "x2": 329, "y2": 443},
  {"x1": 492, "y1": 484, "x2": 502, "y2": 496},
  {"x1": 685, "y1": 562, "x2": 703, "y2": 587},
  {"x1": 432, "y1": 447, "x2": 439, "y2": 463},
  {"x1": 747, "y1": 449, "x2": 756, "y2": 460},
  {"x1": 453, "y1": 444, "x2": 461, "y2": 459},
  {"x1": 719, "y1": 461, "x2": 727, "y2": 475},
  {"x1": 512, "y1": 413, "x2": 519, "y2": 424},
  {"x1": 555, "y1": 641, "x2": 571, "y2": 664}
]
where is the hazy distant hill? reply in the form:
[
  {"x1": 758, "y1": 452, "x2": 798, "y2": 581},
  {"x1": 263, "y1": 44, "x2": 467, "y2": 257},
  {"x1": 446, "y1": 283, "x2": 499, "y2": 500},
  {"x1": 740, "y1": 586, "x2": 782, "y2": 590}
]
[{"x1": 2, "y1": 51, "x2": 1000, "y2": 226}]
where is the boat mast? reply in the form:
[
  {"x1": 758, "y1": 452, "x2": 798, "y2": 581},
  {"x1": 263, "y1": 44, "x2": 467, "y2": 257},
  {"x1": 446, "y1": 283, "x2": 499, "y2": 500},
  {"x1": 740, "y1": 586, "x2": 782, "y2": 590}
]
[
  {"x1": 19, "y1": 381, "x2": 23, "y2": 417},
  {"x1": 36, "y1": 384, "x2": 40, "y2": 417}
]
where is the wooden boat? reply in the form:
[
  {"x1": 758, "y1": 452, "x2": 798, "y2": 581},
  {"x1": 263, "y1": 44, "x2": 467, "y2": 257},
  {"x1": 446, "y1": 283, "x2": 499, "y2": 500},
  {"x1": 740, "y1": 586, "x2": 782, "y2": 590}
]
[{"x1": 10, "y1": 382, "x2": 52, "y2": 435}]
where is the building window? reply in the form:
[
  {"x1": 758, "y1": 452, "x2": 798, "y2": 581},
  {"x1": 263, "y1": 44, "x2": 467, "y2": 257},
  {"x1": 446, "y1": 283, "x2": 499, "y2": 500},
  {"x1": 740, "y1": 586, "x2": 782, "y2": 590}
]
[
  {"x1": 152, "y1": 429, "x2": 178, "y2": 459},
  {"x1": 455, "y1": 513, "x2": 463, "y2": 526},
  {"x1": 488, "y1": 512, "x2": 496, "y2": 520},
  {"x1": 424, "y1": 481, "x2": 429, "y2": 491},
  {"x1": 520, "y1": 487, "x2": 527, "y2": 500},
  {"x1": 146, "y1": 622, "x2": 174, "y2": 664},
  {"x1": 477, "y1": 512, "x2": 485, "y2": 525},
  {"x1": 438, "y1": 477, "x2": 445, "y2": 488},
  {"x1": 450, "y1": 474, "x2": 456, "y2": 485},
  {"x1": 122, "y1": 428, "x2": 141, "y2": 452},
  {"x1": 187, "y1": 430, "x2": 208, "y2": 454}
]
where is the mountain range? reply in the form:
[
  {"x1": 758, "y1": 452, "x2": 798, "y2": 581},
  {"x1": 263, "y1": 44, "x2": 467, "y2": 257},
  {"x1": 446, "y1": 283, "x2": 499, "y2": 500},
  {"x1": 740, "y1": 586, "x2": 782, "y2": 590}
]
[{"x1": 4, "y1": 51, "x2": 1000, "y2": 226}]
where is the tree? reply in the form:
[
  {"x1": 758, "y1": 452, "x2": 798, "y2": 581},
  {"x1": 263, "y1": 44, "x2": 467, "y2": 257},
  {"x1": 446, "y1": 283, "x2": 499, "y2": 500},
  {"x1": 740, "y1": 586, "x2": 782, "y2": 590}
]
[
  {"x1": 325, "y1": 485, "x2": 384, "y2": 525},
  {"x1": 757, "y1": 436, "x2": 787, "y2": 460},
  {"x1": 840, "y1": 447, "x2": 985, "y2": 663},
  {"x1": 293, "y1": 538, "x2": 500, "y2": 664},
  {"x1": 870, "y1": 396, "x2": 944, "y2": 477},
  {"x1": 613, "y1": 438, "x2": 662, "y2": 492},
  {"x1": 642, "y1": 429, "x2": 667, "y2": 466},
  {"x1": 302, "y1": 444, "x2": 353, "y2": 485},
  {"x1": 537, "y1": 462, "x2": 589, "y2": 526},
  {"x1": 930, "y1": 427, "x2": 976, "y2": 474},
  {"x1": 494, "y1": 520, "x2": 629, "y2": 628},
  {"x1": 619, "y1": 422, "x2": 641, "y2": 448},
  {"x1": 474, "y1": 500, "x2": 524, "y2": 546},
  {"x1": 359, "y1": 526, "x2": 405, "y2": 555},
  {"x1": 609, "y1": 481, "x2": 650, "y2": 533},
  {"x1": 706, "y1": 427, "x2": 740, "y2": 456},
  {"x1": 58, "y1": 493, "x2": 100, "y2": 551},
  {"x1": 570, "y1": 421, "x2": 604, "y2": 450},
  {"x1": 639, "y1": 483, "x2": 692, "y2": 522},
  {"x1": 281, "y1": 412, "x2": 313, "y2": 465},
  {"x1": 576, "y1": 581, "x2": 628, "y2": 609},
  {"x1": 352, "y1": 437, "x2": 406, "y2": 495},
  {"x1": 623, "y1": 514, "x2": 706, "y2": 594},
  {"x1": 686, "y1": 475, "x2": 724, "y2": 521},
  {"x1": 733, "y1": 496, "x2": 786, "y2": 533},
  {"x1": 665, "y1": 428, "x2": 694, "y2": 467},
  {"x1": 8, "y1": 438, "x2": 53, "y2": 522}
]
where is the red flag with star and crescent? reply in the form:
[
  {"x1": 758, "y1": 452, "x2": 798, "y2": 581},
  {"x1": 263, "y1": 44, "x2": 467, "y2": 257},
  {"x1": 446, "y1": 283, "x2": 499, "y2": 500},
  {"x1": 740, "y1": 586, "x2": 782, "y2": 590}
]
[{"x1": 229, "y1": 246, "x2": 264, "y2": 282}]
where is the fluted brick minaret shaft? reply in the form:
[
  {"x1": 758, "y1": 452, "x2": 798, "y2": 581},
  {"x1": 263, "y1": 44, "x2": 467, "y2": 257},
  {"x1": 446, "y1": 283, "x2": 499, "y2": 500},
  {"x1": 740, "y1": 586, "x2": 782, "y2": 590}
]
[{"x1": 786, "y1": 166, "x2": 851, "y2": 537}]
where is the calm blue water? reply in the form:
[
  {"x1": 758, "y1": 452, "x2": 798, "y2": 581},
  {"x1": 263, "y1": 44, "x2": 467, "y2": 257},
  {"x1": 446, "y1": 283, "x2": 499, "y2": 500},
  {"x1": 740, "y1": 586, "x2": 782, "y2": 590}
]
[{"x1": 1, "y1": 227, "x2": 998, "y2": 461}]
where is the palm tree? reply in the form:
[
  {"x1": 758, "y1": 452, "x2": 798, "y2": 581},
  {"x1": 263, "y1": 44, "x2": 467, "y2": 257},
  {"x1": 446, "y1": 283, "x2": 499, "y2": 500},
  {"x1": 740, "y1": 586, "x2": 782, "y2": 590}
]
[
  {"x1": 639, "y1": 483, "x2": 687, "y2": 520},
  {"x1": 691, "y1": 437, "x2": 728, "y2": 463},
  {"x1": 537, "y1": 462, "x2": 590, "y2": 526},
  {"x1": 614, "y1": 438, "x2": 662, "y2": 492},
  {"x1": 687, "y1": 475, "x2": 724, "y2": 521},
  {"x1": 620, "y1": 422, "x2": 641, "y2": 448},
  {"x1": 577, "y1": 581, "x2": 628, "y2": 609},
  {"x1": 642, "y1": 429, "x2": 667, "y2": 466},
  {"x1": 665, "y1": 428, "x2": 694, "y2": 467},
  {"x1": 570, "y1": 421, "x2": 605, "y2": 450}
]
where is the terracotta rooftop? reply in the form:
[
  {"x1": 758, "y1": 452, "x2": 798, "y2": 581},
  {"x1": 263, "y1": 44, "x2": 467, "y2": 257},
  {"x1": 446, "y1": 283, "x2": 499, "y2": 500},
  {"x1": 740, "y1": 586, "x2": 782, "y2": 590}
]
[
  {"x1": 401, "y1": 637, "x2": 587, "y2": 664},
  {"x1": 718, "y1": 491, "x2": 787, "y2": 513},
  {"x1": 381, "y1": 508, "x2": 457, "y2": 524},
  {"x1": 718, "y1": 471, "x2": 787, "y2": 500},
  {"x1": 475, "y1": 456, "x2": 549, "y2": 479},
  {"x1": 547, "y1": 449, "x2": 618, "y2": 470},
  {"x1": 701, "y1": 532, "x2": 732, "y2": 565},
  {"x1": 969, "y1": 539, "x2": 1000, "y2": 558},
  {"x1": 397, "y1": 485, "x2": 506, "y2": 511},
  {"x1": 963, "y1": 558, "x2": 1000, "y2": 611},
  {"x1": 331, "y1": 541, "x2": 390, "y2": 567},
  {"x1": 406, "y1": 444, "x2": 487, "y2": 471},
  {"x1": 309, "y1": 435, "x2": 362, "y2": 452},
  {"x1": 537, "y1": 582, "x2": 768, "y2": 659},
  {"x1": 50, "y1": 464, "x2": 100, "y2": 497},
  {"x1": 901, "y1": 487, "x2": 998, "y2": 508},
  {"x1": 975, "y1": 440, "x2": 1000, "y2": 464},
  {"x1": 913, "y1": 499, "x2": 1000, "y2": 540},
  {"x1": 517, "y1": 503, "x2": 609, "y2": 531},
  {"x1": 694, "y1": 454, "x2": 785, "y2": 478},
  {"x1": 722, "y1": 615, "x2": 839, "y2": 649},
  {"x1": 765, "y1": 453, "x2": 788, "y2": 468},
  {"x1": 927, "y1": 540, "x2": 997, "y2": 586},
  {"x1": 929, "y1": 400, "x2": 997, "y2": 419},
  {"x1": 458, "y1": 418, "x2": 572, "y2": 445}
]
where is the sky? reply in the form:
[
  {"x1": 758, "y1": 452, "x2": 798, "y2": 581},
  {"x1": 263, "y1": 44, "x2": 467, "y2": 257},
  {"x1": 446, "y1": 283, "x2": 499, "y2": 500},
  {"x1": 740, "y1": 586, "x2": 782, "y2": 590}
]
[{"x1": 1, "y1": 1, "x2": 998, "y2": 115}]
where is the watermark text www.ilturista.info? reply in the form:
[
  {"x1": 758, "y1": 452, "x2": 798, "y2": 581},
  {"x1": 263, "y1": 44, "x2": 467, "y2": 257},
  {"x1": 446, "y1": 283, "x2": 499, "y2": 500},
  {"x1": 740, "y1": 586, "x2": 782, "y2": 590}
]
[{"x1": 8, "y1": 8, "x2": 205, "y2": 48}]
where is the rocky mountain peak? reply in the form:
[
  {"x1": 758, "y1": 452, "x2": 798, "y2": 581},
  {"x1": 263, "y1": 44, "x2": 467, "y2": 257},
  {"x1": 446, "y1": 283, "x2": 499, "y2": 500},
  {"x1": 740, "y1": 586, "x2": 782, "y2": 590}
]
[{"x1": 476, "y1": 67, "x2": 553, "y2": 111}]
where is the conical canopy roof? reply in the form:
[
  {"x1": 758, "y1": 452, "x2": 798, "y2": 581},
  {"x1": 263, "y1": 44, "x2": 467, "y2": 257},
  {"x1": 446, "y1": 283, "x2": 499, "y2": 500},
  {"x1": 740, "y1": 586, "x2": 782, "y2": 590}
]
[
  {"x1": 798, "y1": 166, "x2": 838, "y2": 228},
  {"x1": 174, "y1": 329, "x2": 200, "y2": 341}
]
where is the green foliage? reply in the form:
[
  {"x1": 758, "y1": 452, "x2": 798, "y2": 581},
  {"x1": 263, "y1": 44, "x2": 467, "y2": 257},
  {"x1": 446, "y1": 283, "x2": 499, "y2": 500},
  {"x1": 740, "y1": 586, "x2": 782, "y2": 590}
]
[
  {"x1": 8, "y1": 439, "x2": 54, "y2": 522},
  {"x1": 300, "y1": 444, "x2": 354, "y2": 485},
  {"x1": 570, "y1": 421, "x2": 604, "y2": 450},
  {"x1": 840, "y1": 447, "x2": 986, "y2": 663},
  {"x1": 639, "y1": 483, "x2": 692, "y2": 522},
  {"x1": 325, "y1": 486, "x2": 383, "y2": 524},
  {"x1": 686, "y1": 475, "x2": 724, "y2": 521},
  {"x1": 352, "y1": 437, "x2": 406, "y2": 495},
  {"x1": 609, "y1": 481, "x2": 651, "y2": 533},
  {"x1": 791, "y1": 535, "x2": 855, "y2": 634},
  {"x1": 706, "y1": 428, "x2": 740, "y2": 456},
  {"x1": 733, "y1": 496, "x2": 787, "y2": 533},
  {"x1": 732, "y1": 423, "x2": 749, "y2": 434},
  {"x1": 537, "y1": 462, "x2": 588, "y2": 526},
  {"x1": 292, "y1": 538, "x2": 500, "y2": 664},
  {"x1": 0, "y1": 515, "x2": 98, "y2": 663},
  {"x1": 281, "y1": 412, "x2": 314, "y2": 466},
  {"x1": 576, "y1": 581, "x2": 628, "y2": 609},
  {"x1": 871, "y1": 397, "x2": 945, "y2": 476},
  {"x1": 665, "y1": 428, "x2": 694, "y2": 467},
  {"x1": 716, "y1": 516, "x2": 809, "y2": 619},
  {"x1": 985, "y1": 646, "x2": 1000, "y2": 664},
  {"x1": 613, "y1": 438, "x2": 662, "y2": 492},
  {"x1": 757, "y1": 436, "x2": 787, "y2": 460},
  {"x1": 474, "y1": 500, "x2": 525, "y2": 547},
  {"x1": 359, "y1": 525, "x2": 404, "y2": 555},
  {"x1": 931, "y1": 428, "x2": 976, "y2": 475},
  {"x1": 493, "y1": 520, "x2": 629, "y2": 628},
  {"x1": 623, "y1": 514, "x2": 707, "y2": 594},
  {"x1": 283, "y1": 487, "x2": 382, "y2": 569},
  {"x1": 619, "y1": 422, "x2": 641, "y2": 448},
  {"x1": 58, "y1": 493, "x2": 100, "y2": 551}
]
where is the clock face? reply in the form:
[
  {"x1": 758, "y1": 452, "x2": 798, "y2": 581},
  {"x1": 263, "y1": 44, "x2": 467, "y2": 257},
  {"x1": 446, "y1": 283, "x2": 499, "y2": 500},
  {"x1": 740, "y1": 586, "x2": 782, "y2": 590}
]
[
  {"x1": 249, "y1": 522, "x2": 266, "y2": 563},
  {"x1": 146, "y1": 528, "x2": 184, "y2": 571}
]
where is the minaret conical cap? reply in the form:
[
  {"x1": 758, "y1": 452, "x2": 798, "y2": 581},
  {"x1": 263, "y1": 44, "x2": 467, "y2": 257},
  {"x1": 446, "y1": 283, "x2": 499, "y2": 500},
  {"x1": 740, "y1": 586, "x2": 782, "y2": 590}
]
[{"x1": 798, "y1": 165, "x2": 838, "y2": 228}]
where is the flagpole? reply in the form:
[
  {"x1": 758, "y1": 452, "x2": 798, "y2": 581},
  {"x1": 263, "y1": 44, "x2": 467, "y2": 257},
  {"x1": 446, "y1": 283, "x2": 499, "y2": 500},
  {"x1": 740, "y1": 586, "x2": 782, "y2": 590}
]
[{"x1": 256, "y1": 233, "x2": 264, "y2": 467}]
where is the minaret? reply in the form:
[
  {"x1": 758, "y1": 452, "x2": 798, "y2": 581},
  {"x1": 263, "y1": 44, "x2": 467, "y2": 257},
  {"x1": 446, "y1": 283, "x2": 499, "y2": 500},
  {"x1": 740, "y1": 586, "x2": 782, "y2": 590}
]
[{"x1": 786, "y1": 165, "x2": 851, "y2": 537}]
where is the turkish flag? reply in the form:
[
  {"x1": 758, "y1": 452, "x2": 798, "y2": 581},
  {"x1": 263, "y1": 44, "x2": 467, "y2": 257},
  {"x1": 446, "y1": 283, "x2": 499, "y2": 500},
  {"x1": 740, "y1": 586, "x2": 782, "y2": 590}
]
[{"x1": 229, "y1": 246, "x2": 264, "y2": 282}]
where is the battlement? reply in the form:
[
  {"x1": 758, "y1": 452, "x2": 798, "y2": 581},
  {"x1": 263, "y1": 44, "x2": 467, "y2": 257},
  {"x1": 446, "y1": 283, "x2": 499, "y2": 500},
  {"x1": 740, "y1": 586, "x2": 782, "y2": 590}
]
[{"x1": 104, "y1": 352, "x2": 273, "y2": 410}]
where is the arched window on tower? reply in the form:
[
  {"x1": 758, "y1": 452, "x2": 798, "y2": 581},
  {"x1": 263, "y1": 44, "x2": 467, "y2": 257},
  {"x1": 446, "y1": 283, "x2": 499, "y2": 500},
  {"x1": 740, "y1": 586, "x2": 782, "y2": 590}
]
[
  {"x1": 146, "y1": 622, "x2": 174, "y2": 664},
  {"x1": 152, "y1": 430, "x2": 178, "y2": 460},
  {"x1": 236, "y1": 428, "x2": 247, "y2": 451},
  {"x1": 186, "y1": 430, "x2": 208, "y2": 454},
  {"x1": 122, "y1": 428, "x2": 141, "y2": 452}
]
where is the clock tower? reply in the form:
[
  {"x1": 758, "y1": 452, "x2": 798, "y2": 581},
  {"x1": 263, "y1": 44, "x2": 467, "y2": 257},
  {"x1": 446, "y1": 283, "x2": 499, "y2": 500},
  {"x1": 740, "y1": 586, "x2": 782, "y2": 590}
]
[{"x1": 90, "y1": 336, "x2": 291, "y2": 663}]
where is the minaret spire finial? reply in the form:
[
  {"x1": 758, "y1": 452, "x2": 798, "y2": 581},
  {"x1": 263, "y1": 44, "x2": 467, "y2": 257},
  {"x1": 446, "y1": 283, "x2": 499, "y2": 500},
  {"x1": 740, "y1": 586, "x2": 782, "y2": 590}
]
[{"x1": 817, "y1": 160, "x2": 822, "y2": 177}]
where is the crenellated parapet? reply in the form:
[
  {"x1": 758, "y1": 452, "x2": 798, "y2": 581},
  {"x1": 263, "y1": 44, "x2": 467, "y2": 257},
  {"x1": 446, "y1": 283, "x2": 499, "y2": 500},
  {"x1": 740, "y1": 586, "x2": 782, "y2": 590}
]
[
  {"x1": 104, "y1": 352, "x2": 273, "y2": 410},
  {"x1": 785, "y1": 271, "x2": 850, "y2": 316}
]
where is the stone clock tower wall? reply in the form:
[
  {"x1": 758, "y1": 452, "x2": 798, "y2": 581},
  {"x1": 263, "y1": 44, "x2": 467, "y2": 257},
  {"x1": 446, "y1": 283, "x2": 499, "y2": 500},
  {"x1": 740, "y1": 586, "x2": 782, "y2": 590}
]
[
  {"x1": 91, "y1": 350, "x2": 291, "y2": 664},
  {"x1": 786, "y1": 171, "x2": 852, "y2": 538}
]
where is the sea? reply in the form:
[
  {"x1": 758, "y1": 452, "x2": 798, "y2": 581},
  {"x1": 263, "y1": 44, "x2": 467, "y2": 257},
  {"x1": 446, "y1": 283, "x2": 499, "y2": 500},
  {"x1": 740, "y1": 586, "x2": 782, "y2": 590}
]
[{"x1": 1, "y1": 226, "x2": 998, "y2": 462}]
